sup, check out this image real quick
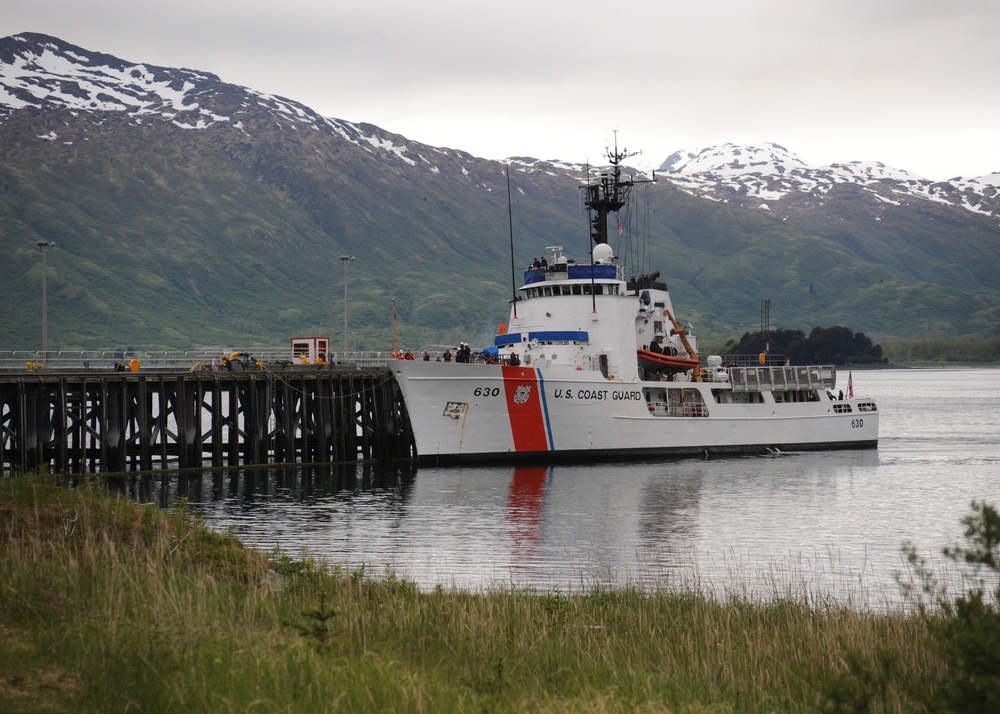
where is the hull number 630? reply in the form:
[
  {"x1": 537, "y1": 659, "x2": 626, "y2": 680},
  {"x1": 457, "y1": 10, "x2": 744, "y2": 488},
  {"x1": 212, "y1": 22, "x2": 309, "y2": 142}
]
[{"x1": 851, "y1": 418, "x2": 864, "y2": 428}]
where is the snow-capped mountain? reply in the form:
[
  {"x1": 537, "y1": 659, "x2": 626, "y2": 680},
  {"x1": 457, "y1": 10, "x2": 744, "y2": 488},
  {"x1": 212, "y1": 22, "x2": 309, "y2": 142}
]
[
  {"x1": 0, "y1": 32, "x2": 464, "y2": 168},
  {"x1": 648, "y1": 143, "x2": 1000, "y2": 220},
  {"x1": 3, "y1": 32, "x2": 998, "y2": 222}
]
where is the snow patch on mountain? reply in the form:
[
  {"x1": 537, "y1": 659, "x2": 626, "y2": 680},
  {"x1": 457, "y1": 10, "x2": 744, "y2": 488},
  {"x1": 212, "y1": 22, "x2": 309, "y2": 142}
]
[{"x1": 0, "y1": 36, "x2": 221, "y2": 122}]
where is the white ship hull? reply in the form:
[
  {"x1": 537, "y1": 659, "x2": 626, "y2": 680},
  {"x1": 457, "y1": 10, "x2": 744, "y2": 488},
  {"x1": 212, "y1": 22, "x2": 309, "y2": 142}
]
[{"x1": 393, "y1": 361, "x2": 878, "y2": 464}]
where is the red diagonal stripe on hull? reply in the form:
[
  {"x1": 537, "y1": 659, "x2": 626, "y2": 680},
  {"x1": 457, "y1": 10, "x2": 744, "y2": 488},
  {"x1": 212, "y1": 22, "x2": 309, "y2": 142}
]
[{"x1": 501, "y1": 366, "x2": 548, "y2": 452}]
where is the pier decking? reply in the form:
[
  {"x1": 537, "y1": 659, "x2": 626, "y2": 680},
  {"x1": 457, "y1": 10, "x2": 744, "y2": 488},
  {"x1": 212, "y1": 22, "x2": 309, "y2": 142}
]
[{"x1": 0, "y1": 366, "x2": 415, "y2": 475}]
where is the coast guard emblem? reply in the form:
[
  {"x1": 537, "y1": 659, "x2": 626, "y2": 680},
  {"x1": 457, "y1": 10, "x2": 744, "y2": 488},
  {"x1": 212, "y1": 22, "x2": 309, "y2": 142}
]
[{"x1": 513, "y1": 384, "x2": 532, "y2": 404}]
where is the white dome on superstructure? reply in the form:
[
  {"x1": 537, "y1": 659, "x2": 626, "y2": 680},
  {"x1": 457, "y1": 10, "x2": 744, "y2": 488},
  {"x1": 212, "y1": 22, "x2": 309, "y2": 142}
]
[{"x1": 592, "y1": 243, "x2": 614, "y2": 264}]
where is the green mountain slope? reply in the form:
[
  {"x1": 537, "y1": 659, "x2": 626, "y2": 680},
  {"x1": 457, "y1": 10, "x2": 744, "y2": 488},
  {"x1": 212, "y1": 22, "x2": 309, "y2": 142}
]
[{"x1": 1, "y1": 34, "x2": 998, "y2": 353}]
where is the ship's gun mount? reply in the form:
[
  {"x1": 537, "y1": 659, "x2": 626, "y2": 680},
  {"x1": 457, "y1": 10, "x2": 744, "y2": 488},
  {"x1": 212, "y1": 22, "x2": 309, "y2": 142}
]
[{"x1": 627, "y1": 271, "x2": 667, "y2": 292}]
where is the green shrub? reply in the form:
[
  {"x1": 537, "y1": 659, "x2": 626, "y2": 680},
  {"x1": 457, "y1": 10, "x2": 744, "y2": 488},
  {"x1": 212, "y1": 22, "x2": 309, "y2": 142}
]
[{"x1": 821, "y1": 501, "x2": 1000, "y2": 712}]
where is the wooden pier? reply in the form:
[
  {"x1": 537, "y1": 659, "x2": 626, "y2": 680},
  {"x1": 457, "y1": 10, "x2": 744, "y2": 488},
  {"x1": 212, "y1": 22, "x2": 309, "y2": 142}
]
[{"x1": 0, "y1": 367, "x2": 415, "y2": 475}]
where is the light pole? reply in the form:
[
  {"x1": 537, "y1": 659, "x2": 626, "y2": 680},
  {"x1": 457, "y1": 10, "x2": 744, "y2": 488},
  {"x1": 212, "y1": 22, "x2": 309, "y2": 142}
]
[
  {"x1": 36, "y1": 240, "x2": 56, "y2": 362},
  {"x1": 339, "y1": 255, "x2": 355, "y2": 353}
]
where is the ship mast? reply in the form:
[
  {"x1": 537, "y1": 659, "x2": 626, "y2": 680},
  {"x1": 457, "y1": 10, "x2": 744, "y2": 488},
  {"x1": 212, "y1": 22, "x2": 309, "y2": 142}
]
[{"x1": 583, "y1": 135, "x2": 641, "y2": 245}]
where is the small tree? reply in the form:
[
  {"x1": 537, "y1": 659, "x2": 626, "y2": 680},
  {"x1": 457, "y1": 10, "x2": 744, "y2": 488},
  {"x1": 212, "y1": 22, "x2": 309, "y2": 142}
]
[{"x1": 905, "y1": 501, "x2": 1000, "y2": 712}]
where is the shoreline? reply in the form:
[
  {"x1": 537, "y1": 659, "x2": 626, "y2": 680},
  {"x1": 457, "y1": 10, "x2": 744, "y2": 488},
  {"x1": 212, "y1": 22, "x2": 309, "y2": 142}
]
[{"x1": 1, "y1": 472, "x2": 967, "y2": 712}]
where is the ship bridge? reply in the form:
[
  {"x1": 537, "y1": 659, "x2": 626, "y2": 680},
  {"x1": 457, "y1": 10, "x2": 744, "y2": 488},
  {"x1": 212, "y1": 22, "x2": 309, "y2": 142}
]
[
  {"x1": 523, "y1": 262, "x2": 618, "y2": 286},
  {"x1": 520, "y1": 244, "x2": 627, "y2": 297}
]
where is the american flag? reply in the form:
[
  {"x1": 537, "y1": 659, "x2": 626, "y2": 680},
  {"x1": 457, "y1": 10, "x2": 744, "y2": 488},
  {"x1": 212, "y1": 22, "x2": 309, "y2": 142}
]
[
  {"x1": 616, "y1": 217, "x2": 623, "y2": 234},
  {"x1": 847, "y1": 368, "x2": 854, "y2": 399}
]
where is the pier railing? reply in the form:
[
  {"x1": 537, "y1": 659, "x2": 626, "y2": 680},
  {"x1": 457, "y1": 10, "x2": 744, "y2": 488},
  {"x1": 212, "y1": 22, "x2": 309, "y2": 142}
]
[{"x1": 0, "y1": 349, "x2": 398, "y2": 372}]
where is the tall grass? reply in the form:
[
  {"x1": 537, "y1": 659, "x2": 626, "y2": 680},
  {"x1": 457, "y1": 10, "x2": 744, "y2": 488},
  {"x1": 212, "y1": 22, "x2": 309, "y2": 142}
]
[{"x1": 1, "y1": 473, "x2": 942, "y2": 712}]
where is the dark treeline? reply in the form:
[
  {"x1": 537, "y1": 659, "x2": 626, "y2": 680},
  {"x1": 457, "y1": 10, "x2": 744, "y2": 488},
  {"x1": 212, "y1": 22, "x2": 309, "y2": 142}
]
[
  {"x1": 723, "y1": 326, "x2": 887, "y2": 365},
  {"x1": 882, "y1": 336, "x2": 1000, "y2": 363}
]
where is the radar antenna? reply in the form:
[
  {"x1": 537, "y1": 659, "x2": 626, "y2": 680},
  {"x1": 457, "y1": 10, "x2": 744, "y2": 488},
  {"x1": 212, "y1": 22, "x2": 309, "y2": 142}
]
[{"x1": 582, "y1": 133, "x2": 650, "y2": 245}]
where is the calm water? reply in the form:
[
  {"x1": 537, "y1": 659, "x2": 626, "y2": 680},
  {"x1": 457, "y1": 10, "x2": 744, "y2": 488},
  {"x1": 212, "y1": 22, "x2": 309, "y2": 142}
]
[{"x1": 168, "y1": 368, "x2": 1000, "y2": 608}]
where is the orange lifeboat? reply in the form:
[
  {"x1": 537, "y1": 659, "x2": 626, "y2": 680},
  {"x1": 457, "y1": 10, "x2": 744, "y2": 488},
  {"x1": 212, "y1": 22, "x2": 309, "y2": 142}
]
[{"x1": 636, "y1": 349, "x2": 699, "y2": 376}]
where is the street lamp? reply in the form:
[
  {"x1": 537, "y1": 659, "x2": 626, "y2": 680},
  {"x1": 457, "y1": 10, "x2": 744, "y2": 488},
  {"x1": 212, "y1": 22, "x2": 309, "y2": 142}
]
[
  {"x1": 339, "y1": 255, "x2": 355, "y2": 353},
  {"x1": 36, "y1": 240, "x2": 56, "y2": 362}
]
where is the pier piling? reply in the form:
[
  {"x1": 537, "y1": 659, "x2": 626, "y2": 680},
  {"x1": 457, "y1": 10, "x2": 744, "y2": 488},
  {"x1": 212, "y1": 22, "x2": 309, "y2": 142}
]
[{"x1": 0, "y1": 367, "x2": 414, "y2": 475}]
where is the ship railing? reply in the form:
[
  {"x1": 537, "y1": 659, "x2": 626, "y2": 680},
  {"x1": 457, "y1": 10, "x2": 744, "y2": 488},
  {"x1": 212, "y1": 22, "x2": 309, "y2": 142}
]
[
  {"x1": 718, "y1": 354, "x2": 790, "y2": 368},
  {"x1": 729, "y1": 364, "x2": 836, "y2": 393}
]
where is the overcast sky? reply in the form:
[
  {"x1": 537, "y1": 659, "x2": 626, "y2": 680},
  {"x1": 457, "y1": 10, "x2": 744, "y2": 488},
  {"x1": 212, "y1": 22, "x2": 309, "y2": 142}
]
[{"x1": 5, "y1": 0, "x2": 999, "y2": 180}]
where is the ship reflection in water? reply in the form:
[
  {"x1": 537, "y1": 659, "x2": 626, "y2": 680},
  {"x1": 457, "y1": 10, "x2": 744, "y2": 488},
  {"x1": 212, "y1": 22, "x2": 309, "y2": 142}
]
[
  {"x1": 136, "y1": 450, "x2": 930, "y2": 607},
  {"x1": 506, "y1": 466, "x2": 550, "y2": 566}
]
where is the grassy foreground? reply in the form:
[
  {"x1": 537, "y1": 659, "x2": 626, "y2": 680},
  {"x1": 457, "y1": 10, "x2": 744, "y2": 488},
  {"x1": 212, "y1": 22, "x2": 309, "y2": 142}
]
[{"x1": 0, "y1": 474, "x2": 942, "y2": 713}]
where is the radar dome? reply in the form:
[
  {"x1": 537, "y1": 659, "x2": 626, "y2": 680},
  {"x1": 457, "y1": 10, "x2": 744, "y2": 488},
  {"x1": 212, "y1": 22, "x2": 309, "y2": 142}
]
[{"x1": 592, "y1": 244, "x2": 614, "y2": 264}]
